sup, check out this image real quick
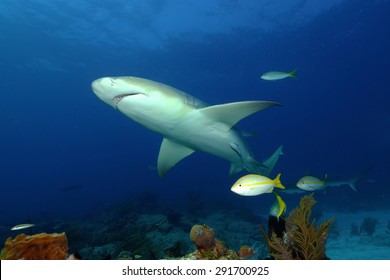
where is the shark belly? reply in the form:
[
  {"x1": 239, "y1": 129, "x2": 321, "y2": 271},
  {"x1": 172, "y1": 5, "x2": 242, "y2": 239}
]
[
  {"x1": 170, "y1": 114, "x2": 247, "y2": 164},
  {"x1": 116, "y1": 97, "x2": 254, "y2": 175},
  {"x1": 117, "y1": 99, "x2": 244, "y2": 161}
]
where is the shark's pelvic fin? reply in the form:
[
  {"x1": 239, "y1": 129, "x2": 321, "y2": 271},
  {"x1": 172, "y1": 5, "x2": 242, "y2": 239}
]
[
  {"x1": 199, "y1": 101, "x2": 281, "y2": 132},
  {"x1": 229, "y1": 163, "x2": 244, "y2": 176},
  {"x1": 157, "y1": 138, "x2": 195, "y2": 177}
]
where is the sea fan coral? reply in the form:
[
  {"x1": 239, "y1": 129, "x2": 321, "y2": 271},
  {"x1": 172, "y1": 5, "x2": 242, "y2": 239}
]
[
  {"x1": 0, "y1": 232, "x2": 68, "y2": 260},
  {"x1": 261, "y1": 194, "x2": 334, "y2": 260}
]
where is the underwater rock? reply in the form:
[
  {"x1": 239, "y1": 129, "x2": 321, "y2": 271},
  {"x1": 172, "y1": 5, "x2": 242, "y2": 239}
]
[
  {"x1": 79, "y1": 244, "x2": 117, "y2": 260},
  {"x1": 116, "y1": 250, "x2": 141, "y2": 260},
  {"x1": 164, "y1": 241, "x2": 183, "y2": 258}
]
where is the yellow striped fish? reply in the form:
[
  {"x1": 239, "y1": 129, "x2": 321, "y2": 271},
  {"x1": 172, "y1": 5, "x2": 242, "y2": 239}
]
[
  {"x1": 296, "y1": 175, "x2": 326, "y2": 191},
  {"x1": 231, "y1": 173, "x2": 285, "y2": 196}
]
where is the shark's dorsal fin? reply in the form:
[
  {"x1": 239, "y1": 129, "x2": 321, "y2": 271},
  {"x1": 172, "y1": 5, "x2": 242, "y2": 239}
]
[
  {"x1": 198, "y1": 101, "x2": 281, "y2": 131},
  {"x1": 157, "y1": 138, "x2": 195, "y2": 177}
]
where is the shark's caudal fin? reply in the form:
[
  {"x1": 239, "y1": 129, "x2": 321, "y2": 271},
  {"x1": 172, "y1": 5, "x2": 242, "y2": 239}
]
[
  {"x1": 289, "y1": 69, "x2": 297, "y2": 79},
  {"x1": 157, "y1": 138, "x2": 195, "y2": 177},
  {"x1": 199, "y1": 101, "x2": 281, "y2": 132},
  {"x1": 347, "y1": 167, "x2": 371, "y2": 191}
]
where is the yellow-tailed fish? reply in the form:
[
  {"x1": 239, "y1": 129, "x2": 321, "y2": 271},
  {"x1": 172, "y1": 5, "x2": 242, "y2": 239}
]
[
  {"x1": 296, "y1": 175, "x2": 327, "y2": 191},
  {"x1": 11, "y1": 223, "x2": 35, "y2": 231},
  {"x1": 261, "y1": 69, "x2": 297, "y2": 81},
  {"x1": 269, "y1": 192, "x2": 287, "y2": 219},
  {"x1": 231, "y1": 173, "x2": 285, "y2": 196}
]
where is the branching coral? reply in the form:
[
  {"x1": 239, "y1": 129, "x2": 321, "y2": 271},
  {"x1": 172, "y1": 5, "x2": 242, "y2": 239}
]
[
  {"x1": 262, "y1": 230, "x2": 293, "y2": 260},
  {"x1": 0, "y1": 232, "x2": 68, "y2": 260},
  {"x1": 261, "y1": 194, "x2": 334, "y2": 260}
]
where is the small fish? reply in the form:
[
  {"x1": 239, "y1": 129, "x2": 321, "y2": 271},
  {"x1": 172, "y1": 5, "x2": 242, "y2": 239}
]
[
  {"x1": 237, "y1": 245, "x2": 255, "y2": 259},
  {"x1": 231, "y1": 173, "x2": 285, "y2": 196},
  {"x1": 11, "y1": 223, "x2": 35, "y2": 231},
  {"x1": 66, "y1": 253, "x2": 81, "y2": 260},
  {"x1": 261, "y1": 69, "x2": 297, "y2": 81},
  {"x1": 269, "y1": 192, "x2": 287, "y2": 219},
  {"x1": 296, "y1": 175, "x2": 327, "y2": 191},
  {"x1": 147, "y1": 165, "x2": 157, "y2": 171}
]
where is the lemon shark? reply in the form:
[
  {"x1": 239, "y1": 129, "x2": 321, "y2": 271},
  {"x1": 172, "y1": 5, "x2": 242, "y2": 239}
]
[{"x1": 91, "y1": 76, "x2": 282, "y2": 177}]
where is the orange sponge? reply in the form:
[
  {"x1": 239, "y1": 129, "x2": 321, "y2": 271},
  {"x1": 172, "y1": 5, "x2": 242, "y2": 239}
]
[
  {"x1": 0, "y1": 232, "x2": 68, "y2": 260},
  {"x1": 190, "y1": 224, "x2": 216, "y2": 249}
]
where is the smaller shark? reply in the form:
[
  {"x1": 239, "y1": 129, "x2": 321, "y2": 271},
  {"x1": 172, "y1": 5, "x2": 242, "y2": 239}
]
[
  {"x1": 282, "y1": 167, "x2": 371, "y2": 194},
  {"x1": 92, "y1": 76, "x2": 282, "y2": 177}
]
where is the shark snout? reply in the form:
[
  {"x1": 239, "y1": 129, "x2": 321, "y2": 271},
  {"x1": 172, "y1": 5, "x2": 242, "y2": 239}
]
[
  {"x1": 91, "y1": 79, "x2": 102, "y2": 94},
  {"x1": 91, "y1": 78, "x2": 117, "y2": 107},
  {"x1": 91, "y1": 78, "x2": 107, "y2": 93}
]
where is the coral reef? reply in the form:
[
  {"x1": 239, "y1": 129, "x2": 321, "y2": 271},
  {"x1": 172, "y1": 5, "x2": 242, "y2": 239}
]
[
  {"x1": 0, "y1": 232, "x2": 68, "y2": 260},
  {"x1": 350, "y1": 218, "x2": 378, "y2": 238},
  {"x1": 350, "y1": 223, "x2": 360, "y2": 236},
  {"x1": 189, "y1": 224, "x2": 239, "y2": 260},
  {"x1": 328, "y1": 220, "x2": 340, "y2": 239},
  {"x1": 359, "y1": 217, "x2": 378, "y2": 237},
  {"x1": 164, "y1": 241, "x2": 183, "y2": 258},
  {"x1": 260, "y1": 194, "x2": 334, "y2": 260}
]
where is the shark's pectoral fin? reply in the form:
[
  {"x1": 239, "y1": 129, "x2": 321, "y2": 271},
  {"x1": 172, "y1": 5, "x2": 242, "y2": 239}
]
[
  {"x1": 229, "y1": 142, "x2": 243, "y2": 159},
  {"x1": 199, "y1": 101, "x2": 281, "y2": 131},
  {"x1": 157, "y1": 138, "x2": 195, "y2": 177}
]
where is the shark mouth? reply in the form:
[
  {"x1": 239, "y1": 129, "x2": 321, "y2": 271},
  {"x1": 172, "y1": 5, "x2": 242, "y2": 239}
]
[{"x1": 112, "y1": 93, "x2": 141, "y2": 107}]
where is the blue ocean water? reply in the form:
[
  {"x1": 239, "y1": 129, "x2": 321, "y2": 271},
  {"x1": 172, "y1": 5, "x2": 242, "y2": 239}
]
[{"x1": 0, "y1": 0, "x2": 389, "y2": 259}]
